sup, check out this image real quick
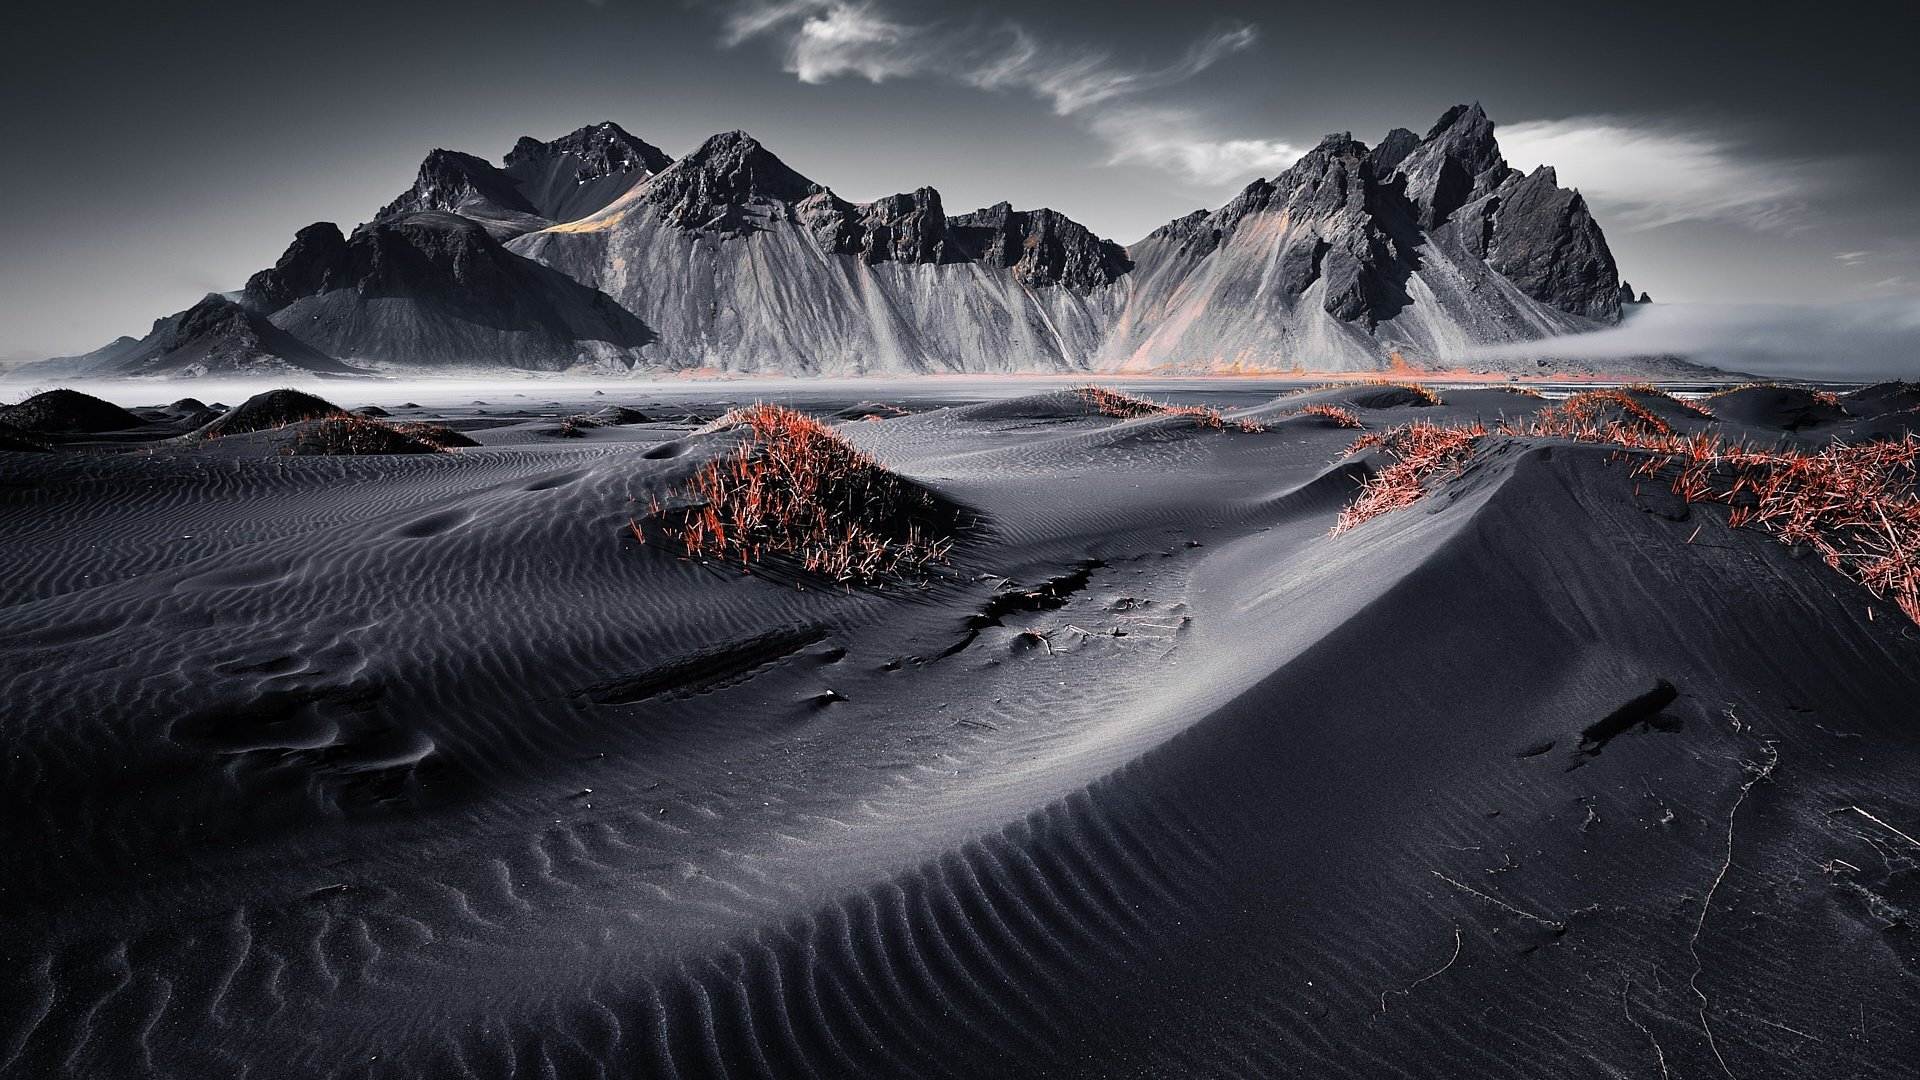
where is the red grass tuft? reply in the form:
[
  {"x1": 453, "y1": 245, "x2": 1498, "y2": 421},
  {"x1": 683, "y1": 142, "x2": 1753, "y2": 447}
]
[
  {"x1": 1333, "y1": 419, "x2": 1488, "y2": 534},
  {"x1": 1331, "y1": 399, "x2": 1920, "y2": 624},
  {"x1": 1631, "y1": 431, "x2": 1920, "y2": 623},
  {"x1": 1294, "y1": 379, "x2": 1445, "y2": 406},
  {"x1": 1292, "y1": 404, "x2": 1364, "y2": 428},
  {"x1": 1618, "y1": 383, "x2": 1714, "y2": 417},
  {"x1": 1521, "y1": 389, "x2": 1675, "y2": 444},
  {"x1": 642, "y1": 403, "x2": 957, "y2": 586},
  {"x1": 1070, "y1": 385, "x2": 1265, "y2": 432}
]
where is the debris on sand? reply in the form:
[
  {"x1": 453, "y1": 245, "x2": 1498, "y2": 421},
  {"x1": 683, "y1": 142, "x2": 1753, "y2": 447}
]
[{"x1": 638, "y1": 403, "x2": 962, "y2": 586}]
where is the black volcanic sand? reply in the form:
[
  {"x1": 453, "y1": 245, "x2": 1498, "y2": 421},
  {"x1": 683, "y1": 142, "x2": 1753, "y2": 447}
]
[{"x1": 1, "y1": 381, "x2": 1917, "y2": 1079}]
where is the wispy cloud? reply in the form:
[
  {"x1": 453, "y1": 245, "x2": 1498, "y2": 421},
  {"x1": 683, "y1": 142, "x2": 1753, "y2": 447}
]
[
  {"x1": 1498, "y1": 117, "x2": 1812, "y2": 232},
  {"x1": 718, "y1": 2, "x2": 1295, "y2": 185}
]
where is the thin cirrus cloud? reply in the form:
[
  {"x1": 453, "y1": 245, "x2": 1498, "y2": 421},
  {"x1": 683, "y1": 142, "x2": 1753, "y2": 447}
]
[
  {"x1": 717, "y1": 1, "x2": 1299, "y2": 185},
  {"x1": 1497, "y1": 117, "x2": 1811, "y2": 232}
]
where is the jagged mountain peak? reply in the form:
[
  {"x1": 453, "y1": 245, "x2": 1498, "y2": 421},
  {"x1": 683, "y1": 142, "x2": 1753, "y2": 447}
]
[
  {"x1": 1397, "y1": 102, "x2": 1512, "y2": 229},
  {"x1": 503, "y1": 121, "x2": 672, "y2": 180},
  {"x1": 378, "y1": 148, "x2": 539, "y2": 225},
  {"x1": 639, "y1": 130, "x2": 825, "y2": 235},
  {"x1": 1369, "y1": 127, "x2": 1420, "y2": 175}
]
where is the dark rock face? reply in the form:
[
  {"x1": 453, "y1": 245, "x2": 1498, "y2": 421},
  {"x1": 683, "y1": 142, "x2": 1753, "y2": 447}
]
[
  {"x1": 640, "y1": 131, "x2": 821, "y2": 235},
  {"x1": 379, "y1": 123, "x2": 670, "y2": 239},
  {"x1": 503, "y1": 121, "x2": 671, "y2": 185},
  {"x1": 497, "y1": 122, "x2": 671, "y2": 226},
  {"x1": 242, "y1": 212, "x2": 655, "y2": 369},
  {"x1": 379, "y1": 150, "x2": 541, "y2": 227},
  {"x1": 1482, "y1": 167, "x2": 1622, "y2": 322},
  {"x1": 45, "y1": 295, "x2": 360, "y2": 378},
  {"x1": 809, "y1": 187, "x2": 957, "y2": 266},
  {"x1": 1366, "y1": 127, "x2": 1420, "y2": 176},
  {"x1": 244, "y1": 223, "x2": 352, "y2": 312},
  {"x1": 1359, "y1": 104, "x2": 1623, "y2": 323},
  {"x1": 1619, "y1": 281, "x2": 1653, "y2": 306},
  {"x1": 1396, "y1": 103, "x2": 1509, "y2": 230},
  {"x1": 946, "y1": 203, "x2": 1132, "y2": 291}
]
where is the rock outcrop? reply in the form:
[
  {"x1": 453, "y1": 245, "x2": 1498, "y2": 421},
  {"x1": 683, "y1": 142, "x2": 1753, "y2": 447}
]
[
  {"x1": 242, "y1": 212, "x2": 656, "y2": 370},
  {"x1": 378, "y1": 122, "x2": 670, "y2": 239}
]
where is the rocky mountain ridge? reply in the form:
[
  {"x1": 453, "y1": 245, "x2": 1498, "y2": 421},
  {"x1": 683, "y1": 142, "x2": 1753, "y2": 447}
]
[{"x1": 23, "y1": 104, "x2": 1689, "y2": 380}]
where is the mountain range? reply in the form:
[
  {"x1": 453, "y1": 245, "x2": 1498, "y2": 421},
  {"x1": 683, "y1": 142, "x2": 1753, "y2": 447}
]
[{"x1": 19, "y1": 105, "x2": 1682, "y2": 380}]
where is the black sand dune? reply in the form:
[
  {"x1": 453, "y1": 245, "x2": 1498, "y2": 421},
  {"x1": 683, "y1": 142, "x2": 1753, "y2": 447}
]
[
  {"x1": 0, "y1": 389, "x2": 146, "y2": 433},
  {"x1": 1, "y1": 382, "x2": 1915, "y2": 1079}
]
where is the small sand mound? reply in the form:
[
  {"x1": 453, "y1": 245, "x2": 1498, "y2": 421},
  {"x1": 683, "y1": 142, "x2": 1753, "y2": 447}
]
[
  {"x1": 390, "y1": 422, "x2": 479, "y2": 449},
  {"x1": 278, "y1": 416, "x2": 470, "y2": 455},
  {"x1": 1705, "y1": 383, "x2": 1846, "y2": 431},
  {"x1": 0, "y1": 421, "x2": 52, "y2": 452},
  {"x1": 197, "y1": 388, "x2": 346, "y2": 439},
  {"x1": 1843, "y1": 381, "x2": 1920, "y2": 417},
  {"x1": 167, "y1": 398, "x2": 209, "y2": 413},
  {"x1": 1525, "y1": 389, "x2": 1677, "y2": 444},
  {"x1": 0, "y1": 389, "x2": 145, "y2": 434},
  {"x1": 594, "y1": 405, "x2": 655, "y2": 425},
  {"x1": 831, "y1": 402, "x2": 911, "y2": 422},
  {"x1": 638, "y1": 403, "x2": 964, "y2": 586},
  {"x1": 353, "y1": 405, "x2": 391, "y2": 418},
  {"x1": 541, "y1": 415, "x2": 609, "y2": 438},
  {"x1": 1280, "y1": 404, "x2": 1364, "y2": 429},
  {"x1": 1070, "y1": 385, "x2": 1263, "y2": 431}
]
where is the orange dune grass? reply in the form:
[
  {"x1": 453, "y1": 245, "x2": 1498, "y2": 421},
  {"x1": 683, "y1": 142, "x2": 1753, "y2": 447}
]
[
  {"x1": 1070, "y1": 385, "x2": 1265, "y2": 432},
  {"x1": 1333, "y1": 397, "x2": 1920, "y2": 624},
  {"x1": 1333, "y1": 419, "x2": 1488, "y2": 534},
  {"x1": 1631, "y1": 432, "x2": 1920, "y2": 622},
  {"x1": 638, "y1": 403, "x2": 957, "y2": 586},
  {"x1": 1522, "y1": 389, "x2": 1676, "y2": 443},
  {"x1": 1706, "y1": 381, "x2": 1843, "y2": 408},
  {"x1": 1302, "y1": 379, "x2": 1446, "y2": 405},
  {"x1": 1291, "y1": 404, "x2": 1364, "y2": 428},
  {"x1": 1618, "y1": 383, "x2": 1714, "y2": 417}
]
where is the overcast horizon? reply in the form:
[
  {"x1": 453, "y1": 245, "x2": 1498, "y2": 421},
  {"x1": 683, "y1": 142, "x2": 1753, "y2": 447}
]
[{"x1": 4, "y1": 0, "x2": 1913, "y2": 367}]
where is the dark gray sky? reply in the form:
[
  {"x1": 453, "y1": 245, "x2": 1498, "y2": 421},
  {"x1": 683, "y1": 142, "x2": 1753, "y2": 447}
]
[{"x1": 3, "y1": 0, "x2": 1912, "y2": 362}]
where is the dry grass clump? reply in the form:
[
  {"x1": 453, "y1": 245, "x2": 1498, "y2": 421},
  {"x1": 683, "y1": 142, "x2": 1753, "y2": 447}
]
[
  {"x1": 1333, "y1": 419, "x2": 1488, "y2": 534},
  {"x1": 1291, "y1": 404, "x2": 1364, "y2": 428},
  {"x1": 1300, "y1": 379, "x2": 1445, "y2": 406},
  {"x1": 638, "y1": 403, "x2": 958, "y2": 586},
  {"x1": 1707, "y1": 381, "x2": 1843, "y2": 408},
  {"x1": 1070, "y1": 385, "x2": 1265, "y2": 432},
  {"x1": 1330, "y1": 398, "x2": 1920, "y2": 624},
  {"x1": 287, "y1": 416, "x2": 470, "y2": 455},
  {"x1": 389, "y1": 421, "x2": 479, "y2": 450},
  {"x1": 1524, "y1": 389, "x2": 1675, "y2": 443},
  {"x1": 1633, "y1": 432, "x2": 1920, "y2": 623},
  {"x1": 1619, "y1": 383, "x2": 1714, "y2": 417}
]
